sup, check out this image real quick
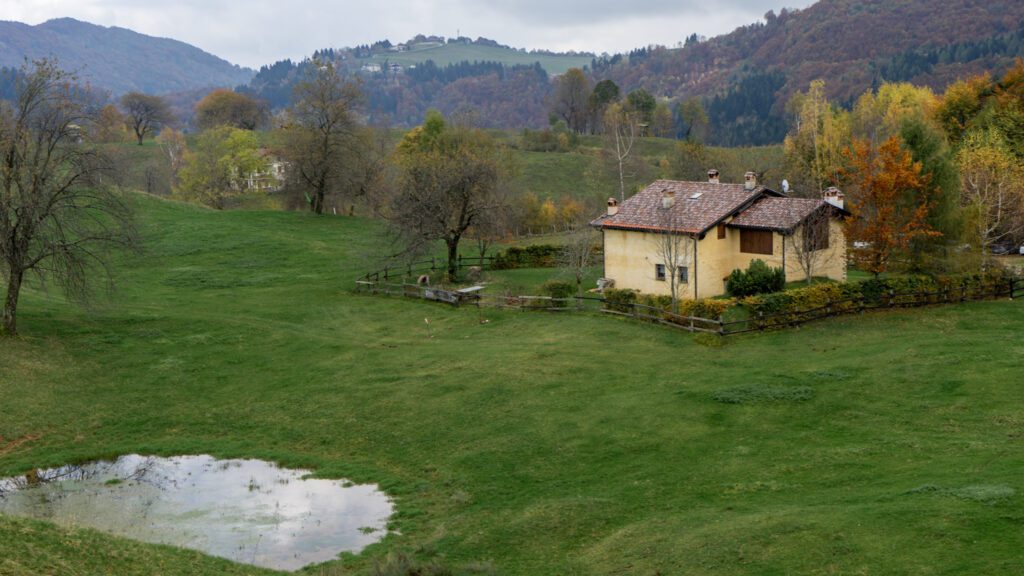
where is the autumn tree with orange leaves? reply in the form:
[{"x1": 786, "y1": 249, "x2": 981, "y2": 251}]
[{"x1": 844, "y1": 136, "x2": 941, "y2": 276}]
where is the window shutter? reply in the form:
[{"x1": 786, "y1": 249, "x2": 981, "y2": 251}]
[{"x1": 740, "y1": 229, "x2": 773, "y2": 255}]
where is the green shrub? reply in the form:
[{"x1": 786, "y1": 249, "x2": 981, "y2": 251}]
[
  {"x1": 679, "y1": 298, "x2": 732, "y2": 319},
  {"x1": 491, "y1": 244, "x2": 562, "y2": 270},
  {"x1": 541, "y1": 280, "x2": 575, "y2": 307},
  {"x1": 520, "y1": 124, "x2": 577, "y2": 152},
  {"x1": 603, "y1": 288, "x2": 637, "y2": 313},
  {"x1": 726, "y1": 259, "x2": 786, "y2": 297}
]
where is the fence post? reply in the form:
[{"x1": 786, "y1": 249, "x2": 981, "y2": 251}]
[
  {"x1": 718, "y1": 315, "x2": 725, "y2": 336},
  {"x1": 1010, "y1": 278, "x2": 1015, "y2": 300},
  {"x1": 758, "y1": 311, "x2": 765, "y2": 332},
  {"x1": 384, "y1": 266, "x2": 390, "y2": 280}
]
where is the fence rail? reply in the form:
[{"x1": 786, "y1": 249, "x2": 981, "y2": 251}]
[
  {"x1": 356, "y1": 275, "x2": 1024, "y2": 337},
  {"x1": 361, "y1": 256, "x2": 493, "y2": 283}
]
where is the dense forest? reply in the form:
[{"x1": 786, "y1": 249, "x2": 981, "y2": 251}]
[
  {"x1": 236, "y1": 0, "x2": 1024, "y2": 145},
  {"x1": 240, "y1": 56, "x2": 554, "y2": 128}
]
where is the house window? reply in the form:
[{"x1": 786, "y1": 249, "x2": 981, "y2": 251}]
[
  {"x1": 740, "y1": 229, "x2": 773, "y2": 255},
  {"x1": 718, "y1": 224, "x2": 727, "y2": 239},
  {"x1": 655, "y1": 264, "x2": 666, "y2": 281},
  {"x1": 678, "y1": 266, "x2": 689, "y2": 284},
  {"x1": 803, "y1": 217, "x2": 830, "y2": 251}
]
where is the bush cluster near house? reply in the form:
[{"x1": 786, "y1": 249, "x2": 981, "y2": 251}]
[{"x1": 726, "y1": 259, "x2": 787, "y2": 297}]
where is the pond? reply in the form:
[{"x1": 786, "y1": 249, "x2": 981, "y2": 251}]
[{"x1": 0, "y1": 454, "x2": 393, "y2": 571}]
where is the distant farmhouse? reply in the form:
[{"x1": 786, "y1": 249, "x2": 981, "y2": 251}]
[
  {"x1": 591, "y1": 171, "x2": 849, "y2": 299},
  {"x1": 233, "y1": 150, "x2": 286, "y2": 193}
]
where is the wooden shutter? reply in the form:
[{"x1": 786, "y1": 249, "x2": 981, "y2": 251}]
[{"x1": 740, "y1": 229, "x2": 773, "y2": 255}]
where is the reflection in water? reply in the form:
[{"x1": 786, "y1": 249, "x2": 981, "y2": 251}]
[{"x1": 0, "y1": 455, "x2": 393, "y2": 571}]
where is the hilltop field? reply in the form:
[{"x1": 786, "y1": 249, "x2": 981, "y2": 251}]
[
  {"x1": 359, "y1": 42, "x2": 594, "y2": 76},
  {"x1": 2, "y1": 193, "x2": 1024, "y2": 575}
]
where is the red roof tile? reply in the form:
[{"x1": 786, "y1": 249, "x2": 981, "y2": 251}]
[
  {"x1": 592, "y1": 180, "x2": 769, "y2": 235},
  {"x1": 728, "y1": 198, "x2": 833, "y2": 232}
]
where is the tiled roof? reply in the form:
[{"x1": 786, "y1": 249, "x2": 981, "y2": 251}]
[
  {"x1": 728, "y1": 198, "x2": 834, "y2": 232},
  {"x1": 592, "y1": 180, "x2": 769, "y2": 235}
]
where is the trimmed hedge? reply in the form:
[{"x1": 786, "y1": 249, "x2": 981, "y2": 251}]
[
  {"x1": 491, "y1": 244, "x2": 562, "y2": 269},
  {"x1": 603, "y1": 290, "x2": 731, "y2": 331},
  {"x1": 602, "y1": 288, "x2": 637, "y2": 313},
  {"x1": 741, "y1": 270, "x2": 1016, "y2": 327}
]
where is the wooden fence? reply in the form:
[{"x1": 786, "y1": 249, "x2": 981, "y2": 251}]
[
  {"x1": 361, "y1": 256, "x2": 493, "y2": 283},
  {"x1": 356, "y1": 274, "x2": 1024, "y2": 337}
]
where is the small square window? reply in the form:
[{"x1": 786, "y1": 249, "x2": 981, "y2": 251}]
[
  {"x1": 655, "y1": 264, "x2": 666, "y2": 281},
  {"x1": 678, "y1": 266, "x2": 689, "y2": 283}
]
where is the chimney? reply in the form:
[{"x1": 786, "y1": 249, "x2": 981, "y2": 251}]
[
  {"x1": 707, "y1": 169, "x2": 720, "y2": 184},
  {"x1": 744, "y1": 171, "x2": 758, "y2": 191},
  {"x1": 824, "y1": 187, "x2": 844, "y2": 210},
  {"x1": 661, "y1": 189, "x2": 676, "y2": 210},
  {"x1": 607, "y1": 197, "x2": 619, "y2": 216}
]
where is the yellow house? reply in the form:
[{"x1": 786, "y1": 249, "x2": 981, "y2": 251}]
[{"x1": 591, "y1": 171, "x2": 848, "y2": 299}]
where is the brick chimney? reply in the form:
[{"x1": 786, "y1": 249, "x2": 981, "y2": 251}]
[
  {"x1": 662, "y1": 189, "x2": 676, "y2": 209},
  {"x1": 707, "y1": 169, "x2": 720, "y2": 184},
  {"x1": 824, "y1": 187, "x2": 844, "y2": 210},
  {"x1": 607, "y1": 197, "x2": 619, "y2": 216},
  {"x1": 744, "y1": 171, "x2": 757, "y2": 191}
]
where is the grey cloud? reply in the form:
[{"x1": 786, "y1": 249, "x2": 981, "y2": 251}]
[{"x1": 4, "y1": 0, "x2": 815, "y2": 68}]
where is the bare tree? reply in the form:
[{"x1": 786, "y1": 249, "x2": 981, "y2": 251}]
[
  {"x1": 155, "y1": 127, "x2": 188, "y2": 187},
  {"x1": 652, "y1": 194, "x2": 696, "y2": 310},
  {"x1": 551, "y1": 68, "x2": 590, "y2": 134},
  {"x1": 281, "y1": 60, "x2": 363, "y2": 215},
  {"x1": 120, "y1": 92, "x2": 174, "y2": 145},
  {"x1": 389, "y1": 111, "x2": 511, "y2": 281},
  {"x1": 604, "y1": 103, "x2": 638, "y2": 202},
  {"x1": 957, "y1": 129, "x2": 1024, "y2": 255},
  {"x1": 788, "y1": 204, "x2": 838, "y2": 284},
  {"x1": 468, "y1": 202, "x2": 511, "y2": 262},
  {"x1": 558, "y1": 223, "x2": 598, "y2": 296},
  {"x1": 1, "y1": 60, "x2": 137, "y2": 336}
]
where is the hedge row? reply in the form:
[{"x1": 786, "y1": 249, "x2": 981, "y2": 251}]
[
  {"x1": 741, "y1": 270, "x2": 1017, "y2": 327},
  {"x1": 491, "y1": 244, "x2": 562, "y2": 269},
  {"x1": 602, "y1": 288, "x2": 730, "y2": 330},
  {"x1": 601, "y1": 270, "x2": 1018, "y2": 332}
]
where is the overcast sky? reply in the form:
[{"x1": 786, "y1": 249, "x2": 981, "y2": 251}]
[{"x1": 4, "y1": 0, "x2": 816, "y2": 68}]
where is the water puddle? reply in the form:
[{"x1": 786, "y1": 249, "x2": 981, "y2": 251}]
[{"x1": 0, "y1": 454, "x2": 393, "y2": 571}]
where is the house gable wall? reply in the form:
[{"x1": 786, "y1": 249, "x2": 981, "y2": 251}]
[{"x1": 602, "y1": 218, "x2": 847, "y2": 299}]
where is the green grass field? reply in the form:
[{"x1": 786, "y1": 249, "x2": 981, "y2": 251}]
[
  {"x1": 3, "y1": 194, "x2": 1024, "y2": 575},
  {"x1": 360, "y1": 43, "x2": 594, "y2": 76}
]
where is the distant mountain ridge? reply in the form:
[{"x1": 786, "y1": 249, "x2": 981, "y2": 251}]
[
  {"x1": 0, "y1": 18, "x2": 253, "y2": 95},
  {"x1": 599, "y1": 0, "x2": 1024, "y2": 144}
]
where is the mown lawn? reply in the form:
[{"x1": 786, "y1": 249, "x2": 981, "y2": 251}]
[{"x1": 2, "y1": 194, "x2": 1024, "y2": 575}]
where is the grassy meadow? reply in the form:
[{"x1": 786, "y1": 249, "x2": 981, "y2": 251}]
[{"x1": 2, "y1": 193, "x2": 1024, "y2": 574}]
